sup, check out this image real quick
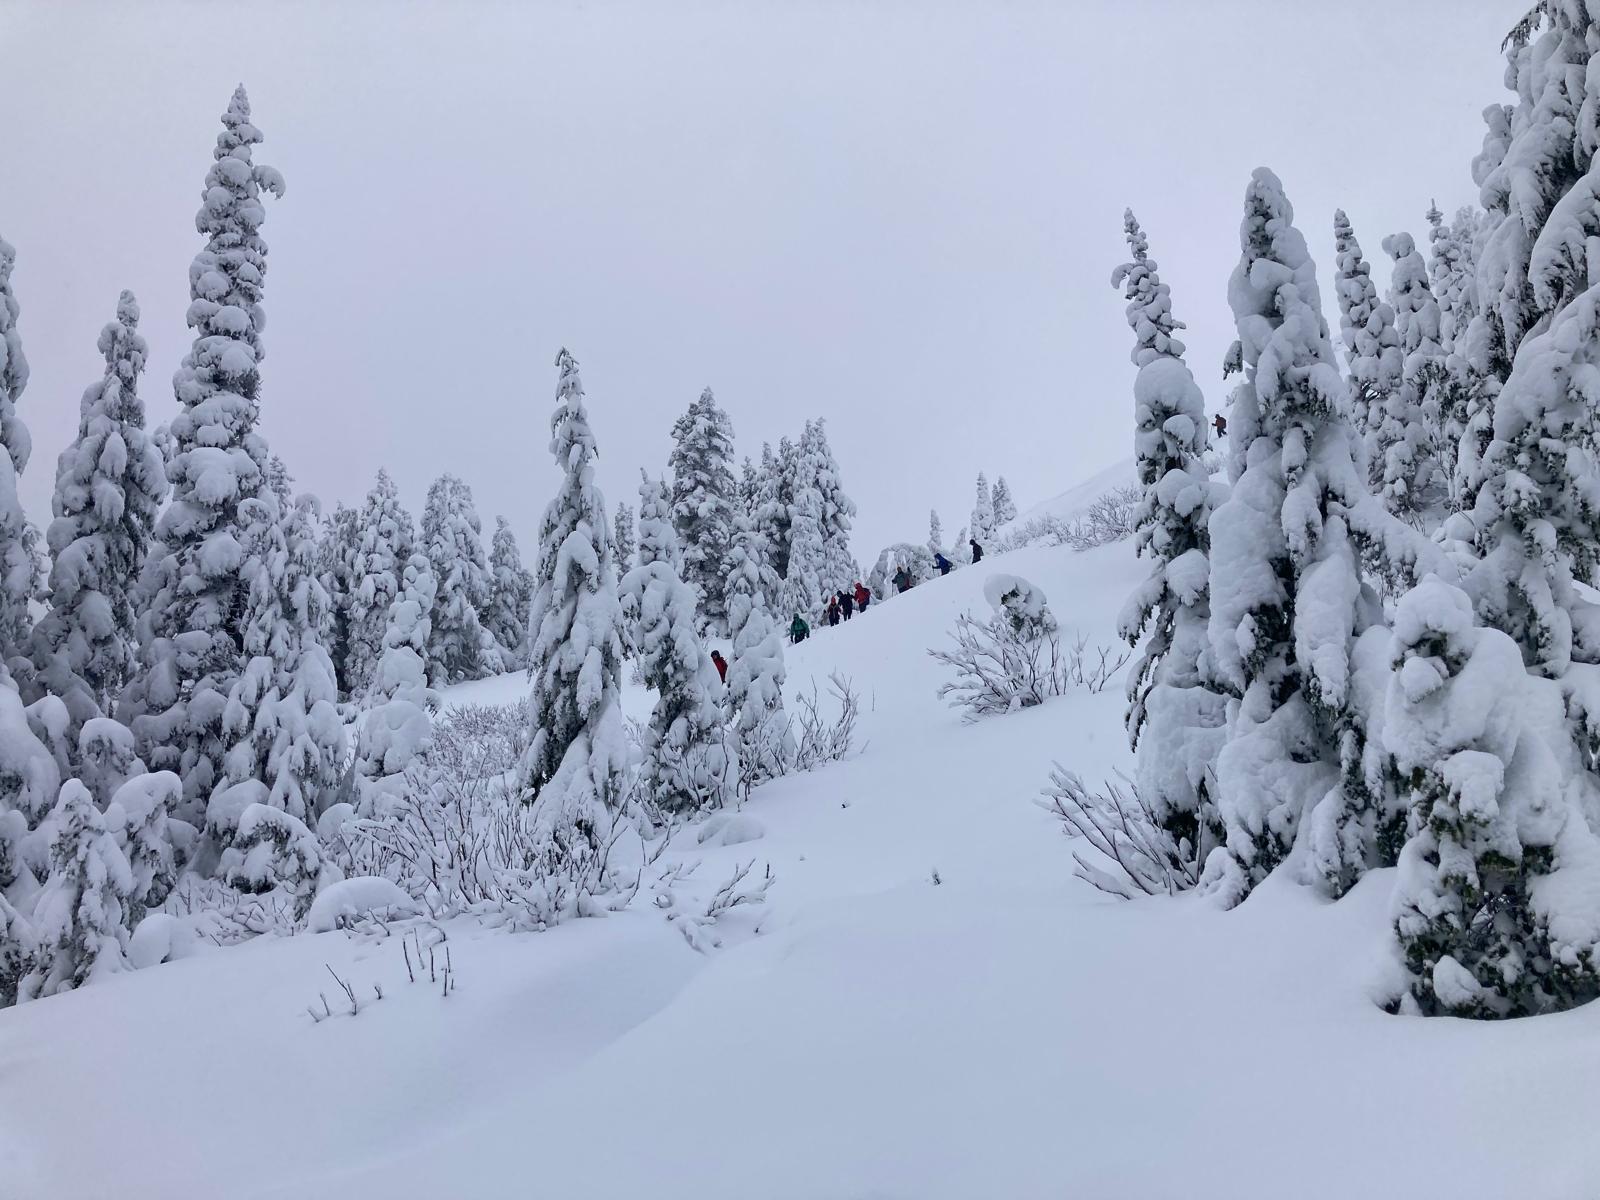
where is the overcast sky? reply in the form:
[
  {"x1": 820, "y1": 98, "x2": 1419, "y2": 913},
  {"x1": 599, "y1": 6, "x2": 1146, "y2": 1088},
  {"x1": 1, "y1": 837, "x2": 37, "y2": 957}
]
[{"x1": 1, "y1": 1, "x2": 1513, "y2": 565}]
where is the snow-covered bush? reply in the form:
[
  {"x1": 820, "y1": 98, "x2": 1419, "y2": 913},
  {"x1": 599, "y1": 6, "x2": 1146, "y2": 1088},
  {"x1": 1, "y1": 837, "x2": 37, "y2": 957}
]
[
  {"x1": 1039, "y1": 769, "x2": 1200, "y2": 899},
  {"x1": 983, "y1": 573, "x2": 1058, "y2": 641},
  {"x1": 932, "y1": 611, "x2": 1128, "y2": 719},
  {"x1": 995, "y1": 485, "x2": 1140, "y2": 553},
  {"x1": 218, "y1": 802, "x2": 324, "y2": 922}
]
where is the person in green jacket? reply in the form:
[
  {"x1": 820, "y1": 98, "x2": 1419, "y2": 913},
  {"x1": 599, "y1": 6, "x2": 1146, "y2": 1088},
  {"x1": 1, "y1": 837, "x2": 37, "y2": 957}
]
[{"x1": 789, "y1": 613, "x2": 810, "y2": 644}]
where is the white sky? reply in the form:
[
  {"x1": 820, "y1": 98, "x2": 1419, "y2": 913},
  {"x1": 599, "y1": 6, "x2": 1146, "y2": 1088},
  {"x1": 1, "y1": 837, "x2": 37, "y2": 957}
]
[{"x1": 1, "y1": 1, "x2": 1513, "y2": 564}]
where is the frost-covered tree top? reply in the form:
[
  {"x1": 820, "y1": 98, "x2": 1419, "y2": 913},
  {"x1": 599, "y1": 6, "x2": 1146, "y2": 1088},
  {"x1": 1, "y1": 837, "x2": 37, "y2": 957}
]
[
  {"x1": 992, "y1": 476, "x2": 1017, "y2": 526},
  {"x1": 1110, "y1": 209, "x2": 1187, "y2": 367},
  {"x1": 421, "y1": 473, "x2": 497, "y2": 684},
  {"x1": 635, "y1": 469, "x2": 681, "y2": 572},
  {"x1": 0, "y1": 239, "x2": 39, "y2": 679},
  {"x1": 1426, "y1": 202, "x2": 1479, "y2": 355},
  {"x1": 34, "y1": 291, "x2": 167, "y2": 723},
  {"x1": 522, "y1": 349, "x2": 626, "y2": 806},
  {"x1": 0, "y1": 236, "x2": 31, "y2": 478},
  {"x1": 669, "y1": 387, "x2": 738, "y2": 632},
  {"x1": 970, "y1": 472, "x2": 994, "y2": 546},
  {"x1": 927, "y1": 509, "x2": 944, "y2": 557},
  {"x1": 1332, "y1": 210, "x2": 1401, "y2": 445},
  {"x1": 798, "y1": 418, "x2": 856, "y2": 586},
  {"x1": 612, "y1": 500, "x2": 635, "y2": 572},
  {"x1": 487, "y1": 514, "x2": 533, "y2": 666},
  {"x1": 345, "y1": 468, "x2": 415, "y2": 695}
]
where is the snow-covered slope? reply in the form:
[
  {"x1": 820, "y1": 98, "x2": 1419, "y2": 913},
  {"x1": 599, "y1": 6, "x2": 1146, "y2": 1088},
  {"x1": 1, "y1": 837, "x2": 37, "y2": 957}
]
[
  {"x1": 3, "y1": 526, "x2": 1599, "y2": 1199},
  {"x1": 1002, "y1": 455, "x2": 1136, "y2": 534}
]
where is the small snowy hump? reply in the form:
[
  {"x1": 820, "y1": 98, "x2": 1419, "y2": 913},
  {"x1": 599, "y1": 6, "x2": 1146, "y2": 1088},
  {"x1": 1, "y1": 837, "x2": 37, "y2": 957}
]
[
  {"x1": 695, "y1": 812, "x2": 766, "y2": 846},
  {"x1": 305, "y1": 877, "x2": 420, "y2": 933}
]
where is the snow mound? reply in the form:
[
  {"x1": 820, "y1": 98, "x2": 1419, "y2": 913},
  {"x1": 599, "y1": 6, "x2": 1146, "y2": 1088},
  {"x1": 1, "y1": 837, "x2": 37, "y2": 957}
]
[{"x1": 305, "y1": 877, "x2": 421, "y2": 933}]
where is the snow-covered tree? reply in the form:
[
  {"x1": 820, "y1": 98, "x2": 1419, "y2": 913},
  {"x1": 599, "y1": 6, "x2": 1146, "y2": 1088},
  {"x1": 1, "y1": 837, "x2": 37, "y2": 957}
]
[
  {"x1": 345, "y1": 469, "x2": 414, "y2": 697},
  {"x1": 622, "y1": 473, "x2": 731, "y2": 813},
  {"x1": 738, "y1": 456, "x2": 763, "y2": 520},
  {"x1": 0, "y1": 668, "x2": 61, "y2": 830},
  {"x1": 757, "y1": 438, "x2": 798, "y2": 579},
  {"x1": 221, "y1": 489, "x2": 346, "y2": 822},
  {"x1": 1205, "y1": 169, "x2": 1380, "y2": 904},
  {"x1": 18, "y1": 781, "x2": 134, "y2": 1000},
  {"x1": 317, "y1": 500, "x2": 362, "y2": 696},
  {"x1": 103, "y1": 770, "x2": 181, "y2": 927},
  {"x1": 1110, "y1": 209, "x2": 1227, "y2": 869},
  {"x1": 421, "y1": 473, "x2": 500, "y2": 684},
  {"x1": 970, "y1": 473, "x2": 995, "y2": 549},
  {"x1": 798, "y1": 418, "x2": 858, "y2": 597},
  {"x1": 668, "y1": 388, "x2": 738, "y2": 634},
  {"x1": 927, "y1": 509, "x2": 944, "y2": 559},
  {"x1": 1385, "y1": 579, "x2": 1600, "y2": 1017},
  {"x1": 636, "y1": 468, "x2": 681, "y2": 573},
  {"x1": 1425, "y1": 203, "x2": 1483, "y2": 508},
  {"x1": 32, "y1": 292, "x2": 167, "y2": 731},
  {"x1": 779, "y1": 484, "x2": 826, "y2": 623},
  {"x1": 612, "y1": 501, "x2": 635, "y2": 573},
  {"x1": 1375, "y1": 231, "x2": 1446, "y2": 524},
  {"x1": 486, "y1": 516, "x2": 533, "y2": 669},
  {"x1": 1331, "y1": 210, "x2": 1400, "y2": 474},
  {"x1": 219, "y1": 802, "x2": 323, "y2": 921},
  {"x1": 122, "y1": 86, "x2": 284, "y2": 819},
  {"x1": 992, "y1": 476, "x2": 1017, "y2": 525},
  {"x1": 354, "y1": 551, "x2": 437, "y2": 813},
  {"x1": 521, "y1": 349, "x2": 628, "y2": 834},
  {"x1": 0, "y1": 236, "x2": 41, "y2": 683},
  {"x1": 723, "y1": 514, "x2": 791, "y2": 790}
]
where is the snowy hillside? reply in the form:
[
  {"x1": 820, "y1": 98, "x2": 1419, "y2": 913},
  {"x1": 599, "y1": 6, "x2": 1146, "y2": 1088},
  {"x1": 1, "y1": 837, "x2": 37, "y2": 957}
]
[{"x1": 3, "y1": 522, "x2": 1597, "y2": 1200}]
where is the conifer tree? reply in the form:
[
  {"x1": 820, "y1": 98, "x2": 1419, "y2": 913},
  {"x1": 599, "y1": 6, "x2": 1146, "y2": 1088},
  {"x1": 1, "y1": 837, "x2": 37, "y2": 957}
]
[
  {"x1": 992, "y1": 476, "x2": 1017, "y2": 525},
  {"x1": 486, "y1": 516, "x2": 533, "y2": 669},
  {"x1": 612, "y1": 501, "x2": 635, "y2": 573},
  {"x1": 421, "y1": 474, "x2": 499, "y2": 684},
  {"x1": 928, "y1": 509, "x2": 944, "y2": 559},
  {"x1": 1375, "y1": 231, "x2": 1446, "y2": 523},
  {"x1": 0, "y1": 236, "x2": 41, "y2": 685},
  {"x1": 758, "y1": 438, "x2": 798, "y2": 579},
  {"x1": 123, "y1": 86, "x2": 284, "y2": 819},
  {"x1": 723, "y1": 513, "x2": 791, "y2": 788},
  {"x1": 970, "y1": 473, "x2": 995, "y2": 549},
  {"x1": 1205, "y1": 169, "x2": 1379, "y2": 904},
  {"x1": 1426, "y1": 204, "x2": 1482, "y2": 508},
  {"x1": 354, "y1": 551, "x2": 437, "y2": 813},
  {"x1": 1110, "y1": 210, "x2": 1226, "y2": 867},
  {"x1": 668, "y1": 388, "x2": 738, "y2": 634},
  {"x1": 317, "y1": 500, "x2": 362, "y2": 696},
  {"x1": 345, "y1": 469, "x2": 414, "y2": 697},
  {"x1": 1331, "y1": 210, "x2": 1401, "y2": 473},
  {"x1": 520, "y1": 349, "x2": 628, "y2": 833},
  {"x1": 798, "y1": 418, "x2": 858, "y2": 597},
  {"x1": 622, "y1": 474, "x2": 732, "y2": 812},
  {"x1": 32, "y1": 292, "x2": 166, "y2": 730},
  {"x1": 779, "y1": 485, "x2": 826, "y2": 624}
]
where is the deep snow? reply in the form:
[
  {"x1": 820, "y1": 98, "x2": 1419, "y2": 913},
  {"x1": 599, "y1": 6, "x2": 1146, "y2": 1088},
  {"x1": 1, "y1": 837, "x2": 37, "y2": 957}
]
[{"x1": 2, "y1": 530, "x2": 1599, "y2": 1199}]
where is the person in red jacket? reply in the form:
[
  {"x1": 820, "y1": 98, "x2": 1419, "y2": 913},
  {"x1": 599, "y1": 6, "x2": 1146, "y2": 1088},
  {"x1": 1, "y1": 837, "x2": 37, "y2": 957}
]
[
  {"x1": 710, "y1": 649, "x2": 727, "y2": 683},
  {"x1": 853, "y1": 581, "x2": 871, "y2": 612}
]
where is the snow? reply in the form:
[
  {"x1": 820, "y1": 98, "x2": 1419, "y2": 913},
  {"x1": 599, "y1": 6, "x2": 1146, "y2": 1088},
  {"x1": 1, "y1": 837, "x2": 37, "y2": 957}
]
[
  {"x1": 1001, "y1": 455, "x2": 1136, "y2": 535},
  {"x1": 2, "y1": 496, "x2": 1599, "y2": 1196},
  {"x1": 304, "y1": 877, "x2": 420, "y2": 933}
]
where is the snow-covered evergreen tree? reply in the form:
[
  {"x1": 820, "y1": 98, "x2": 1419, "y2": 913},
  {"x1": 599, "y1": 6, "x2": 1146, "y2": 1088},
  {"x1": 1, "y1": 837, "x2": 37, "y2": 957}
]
[
  {"x1": 486, "y1": 516, "x2": 533, "y2": 669},
  {"x1": 622, "y1": 473, "x2": 731, "y2": 813},
  {"x1": 122, "y1": 86, "x2": 284, "y2": 820},
  {"x1": 421, "y1": 473, "x2": 499, "y2": 684},
  {"x1": 636, "y1": 469, "x2": 681, "y2": 573},
  {"x1": 18, "y1": 781, "x2": 135, "y2": 1000},
  {"x1": 738, "y1": 456, "x2": 762, "y2": 520},
  {"x1": 779, "y1": 484, "x2": 826, "y2": 624},
  {"x1": 354, "y1": 551, "x2": 436, "y2": 813},
  {"x1": 0, "y1": 236, "x2": 41, "y2": 684},
  {"x1": 317, "y1": 500, "x2": 362, "y2": 696},
  {"x1": 992, "y1": 476, "x2": 1017, "y2": 525},
  {"x1": 668, "y1": 388, "x2": 738, "y2": 634},
  {"x1": 928, "y1": 509, "x2": 944, "y2": 559},
  {"x1": 612, "y1": 501, "x2": 635, "y2": 574},
  {"x1": 1375, "y1": 231, "x2": 1446, "y2": 524},
  {"x1": 758, "y1": 438, "x2": 798, "y2": 579},
  {"x1": 221, "y1": 489, "x2": 346, "y2": 822},
  {"x1": 32, "y1": 291, "x2": 167, "y2": 730},
  {"x1": 520, "y1": 349, "x2": 628, "y2": 834},
  {"x1": 1385, "y1": 578, "x2": 1600, "y2": 1017},
  {"x1": 1331, "y1": 210, "x2": 1400, "y2": 473},
  {"x1": 798, "y1": 418, "x2": 858, "y2": 597},
  {"x1": 1205, "y1": 169, "x2": 1380, "y2": 904},
  {"x1": 345, "y1": 469, "x2": 414, "y2": 698},
  {"x1": 970, "y1": 473, "x2": 995, "y2": 549},
  {"x1": 103, "y1": 770, "x2": 181, "y2": 928},
  {"x1": 1110, "y1": 209, "x2": 1227, "y2": 868},
  {"x1": 723, "y1": 515, "x2": 791, "y2": 789}
]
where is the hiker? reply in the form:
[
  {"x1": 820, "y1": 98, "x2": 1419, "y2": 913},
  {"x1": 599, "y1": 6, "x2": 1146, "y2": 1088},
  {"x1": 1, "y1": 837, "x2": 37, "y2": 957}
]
[
  {"x1": 826, "y1": 596, "x2": 841, "y2": 627},
  {"x1": 892, "y1": 564, "x2": 913, "y2": 594},
  {"x1": 933, "y1": 551, "x2": 952, "y2": 576},
  {"x1": 853, "y1": 581, "x2": 871, "y2": 612},
  {"x1": 710, "y1": 649, "x2": 727, "y2": 683},
  {"x1": 840, "y1": 589, "x2": 855, "y2": 620},
  {"x1": 1212, "y1": 412, "x2": 1227, "y2": 438},
  {"x1": 969, "y1": 538, "x2": 984, "y2": 564},
  {"x1": 789, "y1": 613, "x2": 810, "y2": 644}
]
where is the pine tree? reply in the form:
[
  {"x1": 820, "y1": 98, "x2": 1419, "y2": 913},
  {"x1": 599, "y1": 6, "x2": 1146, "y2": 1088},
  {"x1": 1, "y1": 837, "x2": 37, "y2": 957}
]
[
  {"x1": 103, "y1": 770, "x2": 181, "y2": 928},
  {"x1": 316, "y1": 500, "x2": 362, "y2": 697},
  {"x1": 1110, "y1": 209, "x2": 1226, "y2": 868},
  {"x1": 636, "y1": 468, "x2": 681, "y2": 573},
  {"x1": 221, "y1": 488, "x2": 346, "y2": 822},
  {"x1": 354, "y1": 551, "x2": 436, "y2": 813},
  {"x1": 612, "y1": 501, "x2": 635, "y2": 573},
  {"x1": 992, "y1": 476, "x2": 1017, "y2": 525},
  {"x1": 520, "y1": 349, "x2": 628, "y2": 829},
  {"x1": 928, "y1": 509, "x2": 944, "y2": 559},
  {"x1": 779, "y1": 484, "x2": 825, "y2": 624},
  {"x1": 723, "y1": 514, "x2": 791, "y2": 789},
  {"x1": 18, "y1": 781, "x2": 135, "y2": 999},
  {"x1": 798, "y1": 418, "x2": 858, "y2": 598},
  {"x1": 738, "y1": 456, "x2": 762, "y2": 520},
  {"x1": 0, "y1": 236, "x2": 41, "y2": 684},
  {"x1": 122, "y1": 86, "x2": 284, "y2": 820},
  {"x1": 1331, "y1": 210, "x2": 1401, "y2": 475},
  {"x1": 1205, "y1": 169, "x2": 1379, "y2": 904},
  {"x1": 421, "y1": 474, "x2": 500, "y2": 684},
  {"x1": 758, "y1": 438, "x2": 798, "y2": 579},
  {"x1": 622, "y1": 474, "x2": 732, "y2": 813},
  {"x1": 668, "y1": 387, "x2": 738, "y2": 634},
  {"x1": 970, "y1": 473, "x2": 995, "y2": 549},
  {"x1": 32, "y1": 292, "x2": 167, "y2": 730},
  {"x1": 1376, "y1": 231, "x2": 1446, "y2": 524},
  {"x1": 486, "y1": 516, "x2": 533, "y2": 669},
  {"x1": 345, "y1": 469, "x2": 414, "y2": 697}
]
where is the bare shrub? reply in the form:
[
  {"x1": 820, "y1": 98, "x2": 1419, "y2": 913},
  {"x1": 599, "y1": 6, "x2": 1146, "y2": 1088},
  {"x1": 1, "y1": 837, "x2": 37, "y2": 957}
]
[
  {"x1": 997, "y1": 484, "x2": 1141, "y2": 553},
  {"x1": 1037, "y1": 768, "x2": 1199, "y2": 898},
  {"x1": 931, "y1": 617, "x2": 1129, "y2": 719},
  {"x1": 790, "y1": 671, "x2": 863, "y2": 772}
]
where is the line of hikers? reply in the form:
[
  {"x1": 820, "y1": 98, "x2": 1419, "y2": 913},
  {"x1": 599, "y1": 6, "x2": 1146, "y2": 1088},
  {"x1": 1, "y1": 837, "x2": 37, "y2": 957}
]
[{"x1": 787, "y1": 537, "x2": 984, "y2": 644}]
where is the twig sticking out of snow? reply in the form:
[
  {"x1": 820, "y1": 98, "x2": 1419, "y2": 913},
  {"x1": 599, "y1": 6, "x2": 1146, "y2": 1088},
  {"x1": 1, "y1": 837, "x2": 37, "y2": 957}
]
[{"x1": 1038, "y1": 769, "x2": 1199, "y2": 899}]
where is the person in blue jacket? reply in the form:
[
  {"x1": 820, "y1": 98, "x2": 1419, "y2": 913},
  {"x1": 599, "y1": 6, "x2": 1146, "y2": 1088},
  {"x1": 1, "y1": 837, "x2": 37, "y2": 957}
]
[{"x1": 933, "y1": 551, "x2": 952, "y2": 576}]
